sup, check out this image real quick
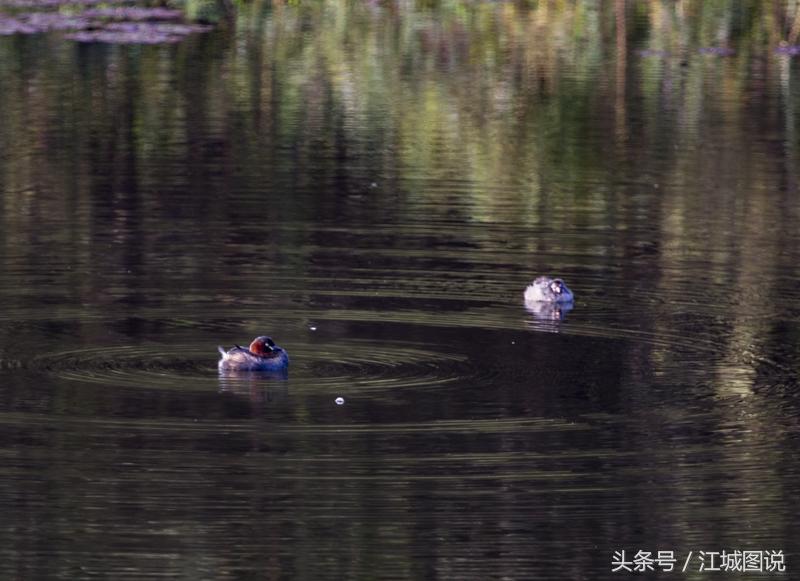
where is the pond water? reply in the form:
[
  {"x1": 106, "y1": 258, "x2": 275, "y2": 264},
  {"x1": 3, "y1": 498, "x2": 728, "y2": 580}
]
[{"x1": 1, "y1": 1, "x2": 800, "y2": 578}]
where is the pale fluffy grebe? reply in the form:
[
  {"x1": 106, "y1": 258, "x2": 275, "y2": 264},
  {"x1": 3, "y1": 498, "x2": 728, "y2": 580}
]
[{"x1": 524, "y1": 276, "x2": 574, "y2": 303}]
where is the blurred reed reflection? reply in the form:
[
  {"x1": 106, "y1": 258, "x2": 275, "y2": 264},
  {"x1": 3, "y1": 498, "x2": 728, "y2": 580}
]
[{"x1": 0, "y1": 0, "x2": 799, "y2": 579}]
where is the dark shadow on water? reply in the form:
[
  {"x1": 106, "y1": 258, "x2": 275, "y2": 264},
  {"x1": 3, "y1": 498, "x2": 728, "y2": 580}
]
[
  {"x1": 524, "y1": 299, "x2": 574, "y2": 333},
  {"x1": 218, "y1": 368, "x2": 289, "y2": 405}
]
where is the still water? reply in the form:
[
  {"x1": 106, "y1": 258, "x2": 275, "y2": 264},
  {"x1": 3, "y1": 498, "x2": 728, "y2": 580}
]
[{"x1": 1, "y1": 0, "x2": 800, "y2": 578}]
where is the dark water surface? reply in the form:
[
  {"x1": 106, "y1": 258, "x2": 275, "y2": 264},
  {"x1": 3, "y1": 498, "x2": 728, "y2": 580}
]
[{"x1": 2, "y1": 1, "x2": 800, "y2": 578}]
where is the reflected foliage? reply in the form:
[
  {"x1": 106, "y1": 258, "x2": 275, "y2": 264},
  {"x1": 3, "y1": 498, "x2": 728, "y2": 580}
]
[{"x1": 1, "y1": 1, "x2": 800, "y2": 579}]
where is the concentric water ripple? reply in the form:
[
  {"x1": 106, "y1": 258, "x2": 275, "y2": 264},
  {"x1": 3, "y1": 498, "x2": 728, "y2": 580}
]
[
  {"x1": 22, "y1": 339, "x2": 482, "y2": 393},
  {"x1": 297, "y1": 340, "x2": 471, "y2": 390},
  {"x1": 28, "y1": 344, "x2": 219, "y2": 390},
  {"x1": 12, "y1": 303, "x2": 790, "y2": 396}
]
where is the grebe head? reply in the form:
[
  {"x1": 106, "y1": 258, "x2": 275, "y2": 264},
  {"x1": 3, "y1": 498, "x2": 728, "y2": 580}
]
[
  {"x1": 249, "y1": 336, "x2": 278, "y2": 356},
  {"x1": 550, "y1": 278, "x2": 565, "y2": 295}
]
